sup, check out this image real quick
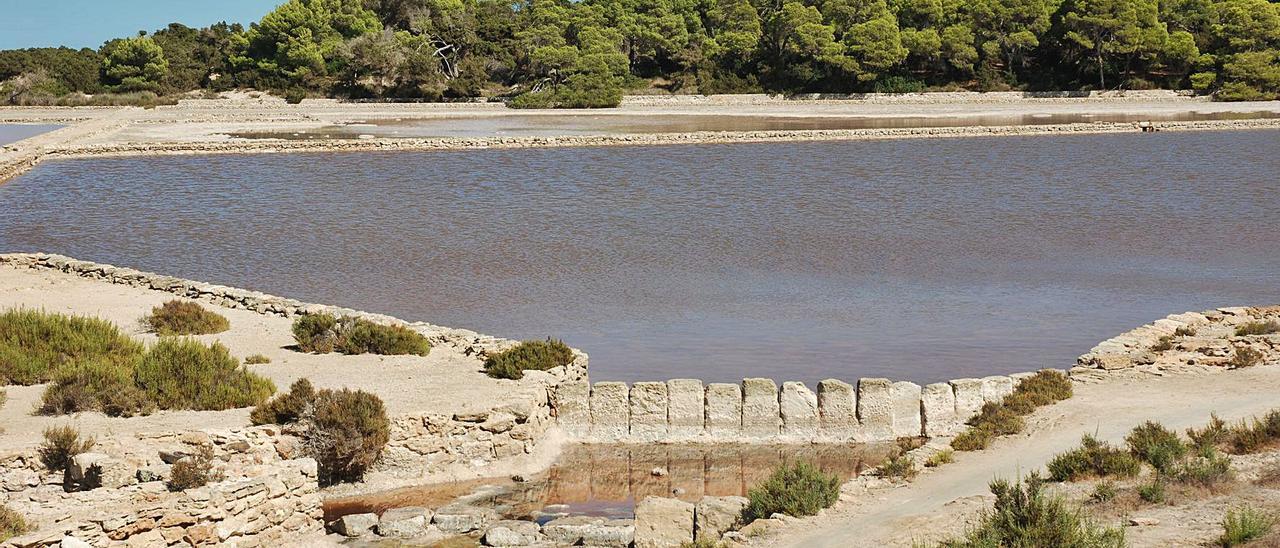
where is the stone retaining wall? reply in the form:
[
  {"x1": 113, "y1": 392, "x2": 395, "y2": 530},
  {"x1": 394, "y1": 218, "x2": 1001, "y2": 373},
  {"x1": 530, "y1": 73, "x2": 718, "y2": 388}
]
[
  {"x1": 552, "y1": 373, "x2": 1044, "y2": 444},
  {"x1": 619, "y1": 90, "x2": 1198, "y2": 106}
]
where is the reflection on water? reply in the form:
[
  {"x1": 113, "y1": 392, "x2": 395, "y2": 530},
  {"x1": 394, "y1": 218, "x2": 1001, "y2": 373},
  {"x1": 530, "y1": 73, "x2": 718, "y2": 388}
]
[
  {"x1": 230, "y1": 111, "x2": 1280, "y2": 140},
  {"x1": 324, "y1": 443, "x2": 893, "y2": 522},
  {"x1": 0, "y1": 124, "x2": 62, "y2": 145}
]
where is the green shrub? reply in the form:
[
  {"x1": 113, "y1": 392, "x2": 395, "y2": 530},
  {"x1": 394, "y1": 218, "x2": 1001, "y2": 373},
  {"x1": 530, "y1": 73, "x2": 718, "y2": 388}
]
[
  {"x1": 744, "y1": 461, "x2": 840, "y2": 521},
  {"x1": 306, "y1": 388, "x2": 390, "y2": 485},
  {"x1": 925, "y1": 449, "x2": 955, "y2": 468},
  {"x1": 952, "y1": 371, "x2": 1072, "y2": 452},
  {"x1": 1219, "y1": 507, "x2": 1274, "y2": 547},
  {"x1": 484, "y1": 338, "x2": 575, "y2": 380},
  {"x1": 1176, "y1": 445, "x2": 1233, "y2": 487},
  {"x1": 1174, "y1": 326, "x2": 1197, "y2": 337},
  {"x1": 250, "y1": 378, "x2": 316, "y2": 426},
  {"x1": 952, "y1": 427, "x2": 995, "y2": 451},
  {"x1": 874, "y1": 76, "x2": 925, "y2": 93},
  {"x1": 1150, "y1": 336, "x2": 1174, "y2": 352},
  {"x1": 284, "y1": 88, "x2": 307, "y2": 104},
  {"x1": 1230, "y1": 346, "x2": 1264, "y2": 368},
  {"x1": 931, "y1": 473, "x2": 1125, "y2": 548},
  {"x1": 1234, "y1": 321, "x2": 1279, "y2": 336},
  {"x1": 134, "y1": 338, "x2": 275, "y2": 411},
  {"x1": 1048, "y1": 435, "x2": 1140, "y2": 482},
  {"x1": 37, "y1": 425, "x2": 94, "y2": 472},
  {"x1": 39, "y1": 358, "x2": 152, "y2": 416},
  {"x1": 244, "y1": 354, "x2": 271, "y2": 365},
  {"x1": 0, "y1": 308, "x2": 144, "y2": 385},
  {"x1": 1189, "y1": 414, "x2": 1230, "y2": 450},
  {"x1": 1126, "y1": 421, "x2": 1188, "y2": 474},
  {"x1": 1138, "y1": 479, "x2": 1165, "y2": 503},
  {"x1": 167, "y1": 445, "x2": 223, "y2": 491},
  {"x1": 141, "y1": 300, "x2": 229, "y2": 336},
  {"x1": 291, "y1": 314, "x2": 430, "y2": 356},
  {"x1": 0, "y1": 504, "x2": 28, "y2": 543},
  {"x1": 878, "y1": 455, "x2": 918, "y2": 479},
  {"x1": 1224, "y1": 411, "x2": 1280, "y2": 453},
  {"x1": 1090, "y1": 481, "x2": 1118, "y2": 503}
]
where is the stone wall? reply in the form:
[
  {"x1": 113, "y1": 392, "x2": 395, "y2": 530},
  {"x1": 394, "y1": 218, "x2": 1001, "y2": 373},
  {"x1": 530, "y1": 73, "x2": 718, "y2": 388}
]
[
  {"x1": 551, "y1": 373, "x2": 1043, "y2": 444},
  {"x1": 619, "y1": 90, "x2": 1198, "y2": 106}
]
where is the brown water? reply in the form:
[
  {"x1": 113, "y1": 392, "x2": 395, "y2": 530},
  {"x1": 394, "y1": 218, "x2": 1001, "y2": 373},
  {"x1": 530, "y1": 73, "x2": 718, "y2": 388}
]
[
  {"x1": 324, "y1": 443, "x2": 891, "y2": 522},
  {"x1": 229, "y1": 110, "x2": 1280, "y2": 140},
  {"x1": 1, "y1": 130, "x2": 1278, "y2": 384},
  {"x1": 0, "y1": 124, "x2": 61, "y2": 145}
]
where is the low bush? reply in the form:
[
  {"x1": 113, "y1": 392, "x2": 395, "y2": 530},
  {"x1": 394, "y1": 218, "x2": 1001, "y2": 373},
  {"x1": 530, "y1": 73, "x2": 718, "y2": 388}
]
[
  {"x1": 0, "y1": 308, "x2": 144, "y2": 385},
  {"x1": 878, "y1": 455, "x2": 918, "y2": 479},
  {"x1": 1151, "y1": 336, "x2": 1174, "y2": 352},
  {"x1": 1090, "y1": 481, "x2": 1118, "y2": 503},
  {"x1": 925, "y1": 449, "x2": 955, "y2": 468},
  {"x1": 39, "y1": 358, "x2": 152, "y2": 416},
  {"x1": 1138, "y1": 479, "x2": 1166, "y2": 503},
  {"x1": 1191, "y1": 410, "x2": 1280, "y2": 454},
  {"x1": 1175, "y1": 445, "x2": 1233, "y2": 487},
  {"x1": 1126, "y1": 421, "x2": 1188, "y2": 474},
  {"x1": 744, "y1": 461, "x2": 840, "y2": 521},
  {"x1": 1229, "y1": 346, "x2": 1264, "y2": 368},
  {"x1": 1047, "y1": 435, "x2": 1140, "y2": 482},
  {"x1": 1219, "y1": 507, "x2": 1274, "y2": 547},
  {"x1": 251, "y1": 380, "x2": 390, "y2": 486},
  {"x1": 0, "y1": 504, "x2": 28, "y2": 543},
  {"x1": 167, "y1": 445, "x2": 223, "y2": 491},
  {"x1": 291, "y1": 314, "x2": 430, "y2": 356},
  {"x1": 244, "y1": 354, "x2": 271, "y2": 365},
  {"x1": 141, "y1": 300, "x2": 229, "y2": 336},
  {"x1": 931, "y1": 473, "x2": 1125, "y2": 548},
  {"x1": 484, "y1": 338, "x2": 575, "y2": 380},
  {"x1": 1189, "y1": 414, "x2": 1230, "y2": 449},
  {"x1": 1175, "y1": 326, "x2": 1198, "y2": 337},
  {"x1": 38, "y1": 425, "x2": 94, "y2": 472},
  {"x1": 134, "y1": 338, "x2": 275, "y2": 411},
  {"x1": 1234, "y1": 321, "x2": 1280, "y2": 336},
  {"x1": 952, "y1": 371, "x2": 1071, "y2": 452},
  {"x1": 250, "y1": 378, "x2": 316, "y2": 426}
]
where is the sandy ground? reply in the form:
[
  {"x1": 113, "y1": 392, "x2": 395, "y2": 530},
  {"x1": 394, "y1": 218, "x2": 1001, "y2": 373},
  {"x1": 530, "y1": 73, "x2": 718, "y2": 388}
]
[
  {"x1": 0, "y1": 264, "x2": 544, "y2": 453},
  {"x1": 767, "y1": 364, "x2": 1280, "y2": 547}
]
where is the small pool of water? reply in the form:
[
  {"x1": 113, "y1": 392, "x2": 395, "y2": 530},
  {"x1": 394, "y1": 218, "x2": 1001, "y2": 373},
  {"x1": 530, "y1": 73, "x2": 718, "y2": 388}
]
[
  {"x1": 0, "y1": 124, "x2": 62, "y2": 146},
  {"x1": 324, "y1": 443, "x2": 894, "y2": 522}
]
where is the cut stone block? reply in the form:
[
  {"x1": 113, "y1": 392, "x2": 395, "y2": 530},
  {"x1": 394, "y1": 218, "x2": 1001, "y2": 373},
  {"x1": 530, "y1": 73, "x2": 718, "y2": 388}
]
[
  {"x1": 634, "y1": 497, "x2": 694, "y2": 548},
  {"x1": 857, "y1": 378, "x2": 894, "y2": 441},
  {"x1": 981, "y1": 375, "x2": 1016, "y2": 403},
  {"x1": 667, "y1": 379, "x2": 705, "y2": 438},
  {"x1": 704, "y1": 383, "x2": 742, "y2": 438},
  {"x1": 891, "y1": 381, "x2": 923, "y2": 438},
  {"x1": 779, "y1": 382, "x2": 818, "y2": 437},
  {"x1": 741, "y1": 378, "x2": 781, "y2": 436},
  {"x1": 630, "y1": 382, "x2": 669, "y2": 442},
  {"x1": 591, "y1": 382, "x2": 630, "y2": 442},
  {"x1": 553, "y1": 380, "x2": 590, "y2": 438},
  {"x1": 817, "y1": 379, "x2": 857, "y2": 439},
  {"x1": 921, "y1": 382, "x2": 958, "y2": 437},
  {"x1": 950, "y1": 378, "x2": 984, "y2": 421}
]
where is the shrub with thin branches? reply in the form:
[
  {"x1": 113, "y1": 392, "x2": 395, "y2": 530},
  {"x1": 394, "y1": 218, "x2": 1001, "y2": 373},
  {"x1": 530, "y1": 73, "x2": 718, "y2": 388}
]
[
  {"x1": 167, "y1": 445, "x2": 223, "y2": 491},
  {"x1": 1126, "y1": 421, "x2": 1188, "y2": 474},
  {"x1": 925, "y1": 449, "x2": 955, "y2": 468},
  {"x1": 1048, "y1": 435, "x2": 1140, "y2": 482},
  {"x1": 484, "y1": 338, "x2": 575, "y2": 380},
  {"x1": 38, "y1": 425, "x2": 95, "y2": 472},
  {"x1": 1219, "y1": 507, "x2": 1274, "y2": 547},
  {"x1": 952, "y1": 371, "x2": 1071, "y2": 452},
  {"x1": 250, "y1": 378, "x2": 315, "y2": 426},
  {"x1": 133, "y1": 338, "x2": 275, "y2": 411},
  {"x1": 0, "y1": 308, "x2": 143, "y2": 386},
  {"x1": 1229, "y1": 346, "x2": 1264, "y2": 368},
  {"x1": 292, "y1": 313, "x2": 430, "y2": 356},
  {"x1": 141, "y1": 300, "x2": 229, "y2": 336},
  {"x1": 0, "y1": 504, "x2": 28, "y2": 543},
  {"x1": 250, "y1": 380, "x2": 390, "y2": 486},
  {"x1": 930, "y1": 473, "x2": 1125, "y2": 548},
  {"x1": 1234, "y1": 321, "x2": 1280, "y2": 337},
  {"x1": 878, "y1": 455, "x2": 918, "y2": 479},
  {"x1": 744, "y1": 461, "x2": 840, "y2": 521}
]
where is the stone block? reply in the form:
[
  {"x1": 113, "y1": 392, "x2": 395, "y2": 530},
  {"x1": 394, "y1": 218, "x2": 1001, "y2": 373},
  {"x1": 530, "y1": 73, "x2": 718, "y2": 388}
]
[
  {"x1": 541, "y1": 516, "x2": 603, "y2": 544},
  {"x1": 330, "y1": 513, "x2": 378, "y2": 537},
  {"x1": 630, "y1": 382, "x2": 669, "y2": 442},
  {"x1": 432, "y1": 504, "x2": 495, "y2": 534},
  {"x1": 856, "y1": 378, "x2": 894, "y2": 441},
  {"x1": 483, "y1": 520, "x2": 542, "y2": 546},
  {"x1": 741, "y1": 378, "x2": 781, "y2": 437},
  {"x1": 891, "y1": 381, "x2": 923, "y2": 438},
  {"x1": 377, "y1": 507, "x2": 431, "y2": 538},
  {"x1": 66, "y1": 452, "x2": 108, "y2": 490},
  {"x1": 580, "y1": 519, "x2": 635, "y2": 547},
  {"x1": 667, "y1": 379, "x2": 705, "y2": 438},
  {"x1": 590, "y1": 382, "x2": 629, "y2": 442},
  {"x1": 950, "y1": 378, "x2": 984, "y2": 421},
  {"x1": 704, "y1": 383, "x2": 742, "y2": 438},
  {"x1": 553, "y1": 380, "x2": 590, "y2": 438},
  {"x1": 921, "y1": 382, "x2": 958, "y2": 437},
  {"x1": 95, "y1": 458, "x2": 138, "y2": 489},
  {"x1": 779, "y1": 382, "x2": 818, "y2": 437},
  {"x1": 981, "y1": 376, "x2": 1015, "y2": 403},
  {"x1": 634, "y1": 496, "x2": 695, "y2": 548},
  {"x1": 694, "y1": 496, "x2": 749, "y2": 542},
  {"x1": 817, "y1": 379, "x2": 857, "y2": 439}
]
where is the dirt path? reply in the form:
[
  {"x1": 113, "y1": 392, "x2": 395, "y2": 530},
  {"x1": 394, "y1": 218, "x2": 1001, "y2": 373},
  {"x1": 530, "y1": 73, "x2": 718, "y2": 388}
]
[{"x1": 769, "y1": 365, "x2": 1280, "y2": 547}]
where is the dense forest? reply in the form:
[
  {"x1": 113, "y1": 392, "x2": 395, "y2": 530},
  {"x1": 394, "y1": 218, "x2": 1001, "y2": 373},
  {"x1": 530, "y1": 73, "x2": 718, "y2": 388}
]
[{"x1": 1, "y1": 0, "x2": 1278, "y2": 107}]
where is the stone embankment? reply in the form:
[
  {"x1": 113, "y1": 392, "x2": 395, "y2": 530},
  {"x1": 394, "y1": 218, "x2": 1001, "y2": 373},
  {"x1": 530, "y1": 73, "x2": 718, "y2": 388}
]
[{"x1": 619, "y1": 89, "x2": 1201, "y2": 106}]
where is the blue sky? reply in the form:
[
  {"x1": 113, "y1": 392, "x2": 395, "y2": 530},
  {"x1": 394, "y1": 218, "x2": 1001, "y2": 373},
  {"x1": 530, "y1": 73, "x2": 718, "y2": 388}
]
[{"x1": 0, "y1": 1, "x2": 279, "y2": 50}]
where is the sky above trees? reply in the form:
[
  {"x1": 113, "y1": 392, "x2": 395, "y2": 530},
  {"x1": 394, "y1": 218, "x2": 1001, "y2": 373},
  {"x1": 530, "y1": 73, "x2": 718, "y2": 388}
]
[{"x1": 0, "y1": 0, "x2": 275, "y2": 50}]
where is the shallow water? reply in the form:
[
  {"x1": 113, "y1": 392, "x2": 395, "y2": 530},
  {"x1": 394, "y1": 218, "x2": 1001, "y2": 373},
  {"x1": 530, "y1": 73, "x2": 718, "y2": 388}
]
[
  {"x1": 0, "y1": 124, "x2": 61, "y2": 145},
  {"x1": 2, "y1": 130, "x2": 1278, "y2": 384},
  {"x1": 231, "y1": 110, "x2": 1280, "y2": 139}
]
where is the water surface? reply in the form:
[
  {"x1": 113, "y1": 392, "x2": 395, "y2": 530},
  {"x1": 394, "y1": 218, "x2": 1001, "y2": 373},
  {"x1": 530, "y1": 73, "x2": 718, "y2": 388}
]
[
  {"x1": 0, "y1": 124, "x2": 61, "y2": 145},
  {"x1": 2, "y1": 130, "x2": 1278, "y2": 384}
]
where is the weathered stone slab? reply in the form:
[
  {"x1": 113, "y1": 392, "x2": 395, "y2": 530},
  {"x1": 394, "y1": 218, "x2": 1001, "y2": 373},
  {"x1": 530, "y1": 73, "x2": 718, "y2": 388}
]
[
  {"x1": 704, "y1": 383, "x2": 742, "y2": 438},
  {"x1": 856, "y1": 378, "x2": 893, "y2": 441},
  {"x1": 694, "y1": 496, "x2": 749, "y2": 542},
  {"x1": 921, "y1": 382, "x2": 958, "y2": 437},
  {"x1": 377, "y1": 507, "x2": 431, "y2": 537},
  {"x1": 981, "y1": 375, "x2": 1016, "y2": 403},
  {"x1": 817, "y1": 379, "x2": 857, "y2": 439},
  {"x1": 741, "y1": 378, "x2": 781, "y2": 436},
  {"x1": 331, "y1": 513, "x2": 378, "y2": 537},
  {"x1": 891, "y1": 381, "x2": 923, "y2": 438},
  {"x1": 667, "y1": 379, "x2": 705, "y2": 438},
  {"x1": 433, "y1": 504, "x2": 494, "y2": 534},
  {"x1": 950, "y1": 378, "x2": 984, "y2": 420},
  {"x1": 552, "y1": 380, "x2": 590, "y2": 438},
  {"x1": 630, "y1": 382, "x2": 669, "y2": 442},
  {"x1": 581, "y1": 519, "x2": 635, "y2": 548},
  {"x1": 634, "y1": 497, "x2": 694, "y2": 548},
  {"x1": 779, "y1": 382, "x2": 818, "y2": 437},
  {"x1": 483, "y1": 520, "x2": 542, "y2": 546},
  {"x1": 542, "y1": 516, "x2": 603, "y2": 544},
  {"x1": 590, "y1": 382, "x2": 629, "y2": 442}
]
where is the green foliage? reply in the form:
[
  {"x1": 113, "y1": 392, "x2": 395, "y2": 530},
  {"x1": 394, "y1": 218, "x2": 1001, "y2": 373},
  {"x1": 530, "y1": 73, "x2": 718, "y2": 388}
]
[
  {"x1": 249, "y1": 380, "x2": 389, "y2": 485},
  {"x1": 142, "y1": 300, "x2": 230, "y2": 336},
  {"x1": 101, "y1": 36, "x2": 170, "y2": 92},
  {"x1": 1089, "y1": 480, "x2": 1118, "y2": 503},
  {"x1": 1230, "y1": 346, "x2": 1264, "y2": 368},
  {"x1": 1048, "y1": 435, "x2": 1140, "y2": 482},
  {"x1": 38, "y1": 425, "x2": 95, "y2": 472},
  {"x1": 1202, "y1": 410, "x2": 1280, "y2": 454},
  {"x1": 0, "y1": 503, "x2": 27, "y2": 543},
  {"x1": 953, "y1": 371, "x2": 1071, "y2": 452},
  {"x1": 291, "y1": 313, "x2": 430, "y2": 356},
  {"x1": 925, "y1": 449, "x2": 955, "y2": 467},
  {"x1": 0, "y1": 308, "x2": 144, "y2": 386},
  {"x1": 250, "y1": 378, "x2": 316, "y2": 426},
  {"x1": 1175, "y1": 445, "x2": 1233, "y2": 486},
  {"x1": 1174, "y1": 326, "x2": 1198, "y2": 337},
  {"x1": 483, "y1": 338, "x2": 575, "y2": 380},
  {"x1": 1137, "y1": 479, "x2": 1165, "y2": 503},
  {"x1": 1151, "y1": 335, "x2": 1174, "y2": 352},
  {"x1": 879, "y1": 455, "x2": 919, "y2": 479},
  {"x1": 1235, "y1": 321, "x2": 1280, "y2": 336},
  {"x1": 1125, "y1": 421, "x2": 1187, "y2": 474},
  {"x1": 134, "y1": 338, "x2": 275, "y2": 411},
  {"x1": 1219, "y1": 507, "x2": 1275, "y2": 547},
  {"x1": 931, "y1": 473, "x2": 1126, "y2": 548},
  {"x1": 168, "y1": 445, "x2": 224, "y2": 491},
  {"x1": 244, "y1": 354, "x2": 271, "y2": 365},
  {"x1": 744, "y1": 461, "x2": 840, "y2": 521},
  {"x1": 235, "y1": 0, "x2": 382, "y2": 87}
]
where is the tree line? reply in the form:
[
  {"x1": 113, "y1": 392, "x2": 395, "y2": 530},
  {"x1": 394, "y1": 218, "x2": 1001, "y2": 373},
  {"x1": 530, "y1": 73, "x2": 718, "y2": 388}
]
[{"x1": 1, "y1": 0, "x2": 1278, "y2": 107}]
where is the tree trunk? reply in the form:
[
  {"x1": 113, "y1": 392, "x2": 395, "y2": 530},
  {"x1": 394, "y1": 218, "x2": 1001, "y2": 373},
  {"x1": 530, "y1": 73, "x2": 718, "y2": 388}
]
[{"x1": 1097, "y1": 47, "x2": 1105, "y2": 89}]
